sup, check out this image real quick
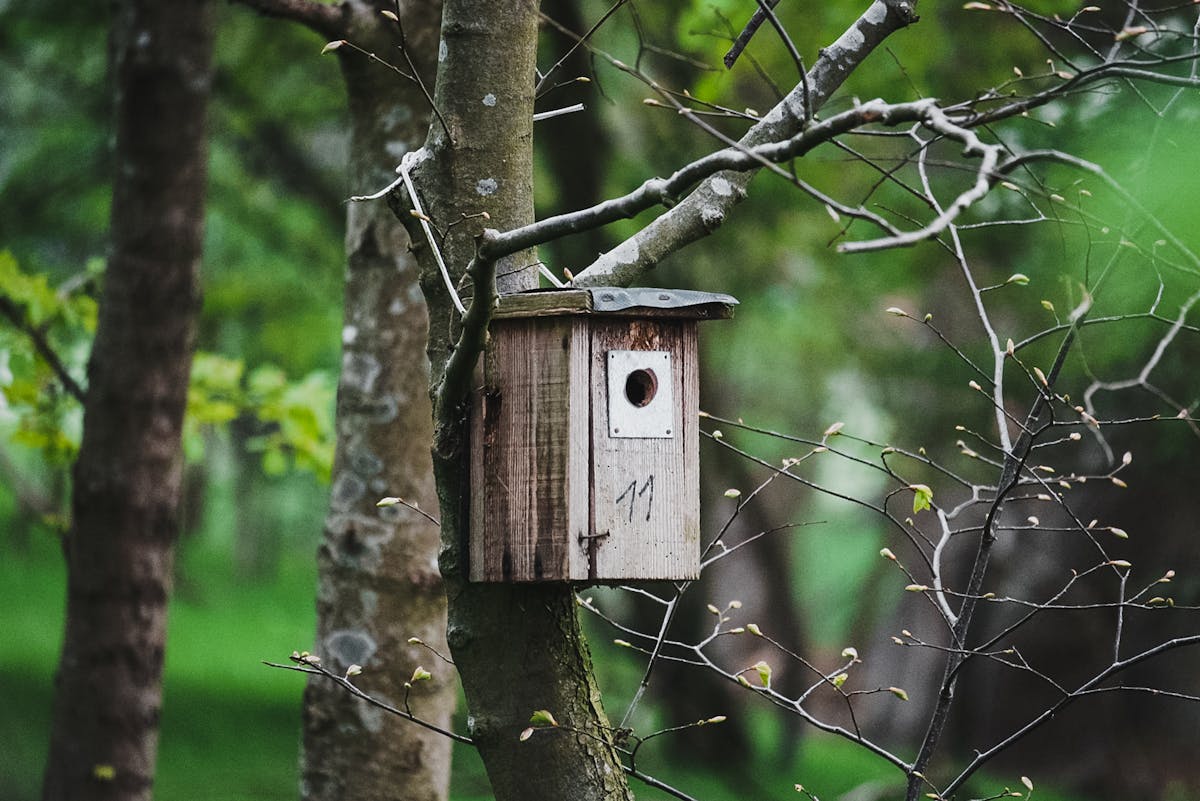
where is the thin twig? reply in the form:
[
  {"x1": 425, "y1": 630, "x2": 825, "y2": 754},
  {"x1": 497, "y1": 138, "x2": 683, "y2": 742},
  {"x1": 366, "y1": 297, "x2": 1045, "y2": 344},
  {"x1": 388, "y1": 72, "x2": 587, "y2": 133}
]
[
  {"x1": 752, "y1": 0, "x2": 810, "y2": 120},
  {"x1": 0, "y1": 295, "x2": 86, "y2": 403},
  {"x1": 397, "y1": 149, "x2": 465, "y2": 316},
  {"x1": 391, "y1": 3, "x2": 452, "y2": 144},
  {"x1": 535, "y1": 0, "x2": 627, "y2": 96},
  {"x1": 264, "y1": 658, "x2": 473, "y2": 744},
  {"x1": 723, "y1": 0, "x2": 782, "y2": 68}
]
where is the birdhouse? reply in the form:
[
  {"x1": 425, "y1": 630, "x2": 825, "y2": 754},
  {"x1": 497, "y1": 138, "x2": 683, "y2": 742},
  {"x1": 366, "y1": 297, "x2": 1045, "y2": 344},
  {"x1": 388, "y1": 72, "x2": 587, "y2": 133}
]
[{"x1": 469, "y1": 287, "x2": 737, "y2": 583}]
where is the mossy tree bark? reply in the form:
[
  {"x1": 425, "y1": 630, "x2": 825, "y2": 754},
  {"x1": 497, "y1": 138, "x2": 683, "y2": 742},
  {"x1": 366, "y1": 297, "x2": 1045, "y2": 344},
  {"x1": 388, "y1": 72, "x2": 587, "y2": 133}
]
[
  {"x1": 41, "y1": 2, "x2": 214, "y2": 799},
  {"x1": 228, "y1": 1, "x2": 458, "y2": 797},
  {"x1": 393, "y1": 2, "x2": 634, "y2": 799},
  {"x1": 300, "y1": 4, "x2": 457, "y2": 801}
]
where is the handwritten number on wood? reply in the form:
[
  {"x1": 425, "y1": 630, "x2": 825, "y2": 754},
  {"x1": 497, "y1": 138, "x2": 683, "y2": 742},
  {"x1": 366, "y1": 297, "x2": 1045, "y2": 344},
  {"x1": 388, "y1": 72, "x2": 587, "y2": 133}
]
[
  {"x1": 616, "y1": 480, "x2": 637, "y2": 522},
  {"x1": 638, "y1": 475, "x2": 653, "y2": 521},
  {"x1": 615, "y1": 475, "x2": 654, "y2": 523}
]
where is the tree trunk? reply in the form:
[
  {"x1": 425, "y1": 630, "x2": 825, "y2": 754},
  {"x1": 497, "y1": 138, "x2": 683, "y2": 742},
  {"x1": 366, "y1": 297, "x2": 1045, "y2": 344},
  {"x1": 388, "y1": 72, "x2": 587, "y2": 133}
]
[
  {"x1": 40, "y1": 2, "x2": 214, "y2": 800},
  {"x1": 398, "y1": 3, "x2": 634, "y2": 800},
  {"x1": 300, "y1": 4, "x2": 456, "y2": 801}
]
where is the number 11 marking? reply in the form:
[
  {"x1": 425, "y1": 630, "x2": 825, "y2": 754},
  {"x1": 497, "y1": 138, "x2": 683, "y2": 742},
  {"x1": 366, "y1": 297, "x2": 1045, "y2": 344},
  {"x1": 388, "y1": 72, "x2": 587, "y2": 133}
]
[{"x1": 615, "y1": 475, "x2": 654, "y2": 523}]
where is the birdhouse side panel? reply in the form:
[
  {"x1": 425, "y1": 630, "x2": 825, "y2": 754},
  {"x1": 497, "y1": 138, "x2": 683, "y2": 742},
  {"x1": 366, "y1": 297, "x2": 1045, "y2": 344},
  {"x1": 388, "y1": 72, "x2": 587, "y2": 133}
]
[
  {"x1": 469, "y1": 318, "x2": 589, "y2": 581},
  {"x1": 588, "y1": 319, "x2": 700, "y2": 580}
]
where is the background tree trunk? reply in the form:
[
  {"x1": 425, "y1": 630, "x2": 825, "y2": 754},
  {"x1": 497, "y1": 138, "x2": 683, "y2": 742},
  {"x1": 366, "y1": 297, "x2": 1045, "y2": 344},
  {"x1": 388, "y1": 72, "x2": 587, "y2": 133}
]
[
  {"x1": 40, "y1": 2, "x2": 214, "y2": 799},
  {"x1": 299, "y1": 4, "x2": 456, "y2": 801}
]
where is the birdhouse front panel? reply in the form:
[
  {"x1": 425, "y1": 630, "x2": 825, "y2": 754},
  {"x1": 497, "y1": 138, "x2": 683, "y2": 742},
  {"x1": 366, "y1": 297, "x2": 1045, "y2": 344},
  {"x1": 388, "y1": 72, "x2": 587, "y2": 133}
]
[
  {"x1": 468, "y1": 288, "x2": 735, "y2": 584},
  {"x1": 588, "y1": 319, "x2": 699, "y2": 581}
]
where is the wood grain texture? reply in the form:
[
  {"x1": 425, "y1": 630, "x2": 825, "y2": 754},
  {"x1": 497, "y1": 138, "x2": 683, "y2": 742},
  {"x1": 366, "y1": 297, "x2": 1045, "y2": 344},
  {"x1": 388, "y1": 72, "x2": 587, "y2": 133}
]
[
  {"x1": 471, "y1": 314, "x2": 701, "y2": 582},
  {"x1": 589, "y1": 320, "x2": 700, "y2": 580},
  {"x1": 470, "y1": 318, "x2": 589, "y2": 580}
]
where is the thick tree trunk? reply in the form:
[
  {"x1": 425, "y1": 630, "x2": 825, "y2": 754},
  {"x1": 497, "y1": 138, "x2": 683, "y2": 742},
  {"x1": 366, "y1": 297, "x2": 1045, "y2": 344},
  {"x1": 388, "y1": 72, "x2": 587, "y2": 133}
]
[
  {"x1": 399, "y1": 3, "x2": 634, "y2": 800},
  {"x1": 40, "y1": 2, "x2": 214, "y2": 800},
  {"x1": 300, "y1": 4, "x2": 455, "y2": 801}
]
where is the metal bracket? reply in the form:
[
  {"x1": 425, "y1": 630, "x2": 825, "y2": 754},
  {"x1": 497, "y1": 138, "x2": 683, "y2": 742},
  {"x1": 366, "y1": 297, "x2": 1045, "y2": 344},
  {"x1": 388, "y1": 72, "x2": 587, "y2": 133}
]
[{"x1": 607, "y1": 350, "x2": 674, "y2": 438}]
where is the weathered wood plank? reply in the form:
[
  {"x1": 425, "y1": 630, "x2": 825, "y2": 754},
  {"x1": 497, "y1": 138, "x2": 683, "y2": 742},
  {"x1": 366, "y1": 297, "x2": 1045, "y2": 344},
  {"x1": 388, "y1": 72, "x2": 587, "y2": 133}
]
[
  {"x1": 471, "y1": 318, "x2": 577, "y2": 581},
  {"x1": 588, "y1": 320, "x2": 700, "y2": 580},
  {"x1": 567, "y1": 317, "x2": 591, "y2": 580},
  {"x1": 471, "y1": 304, "x2": 709, "y2": 582}
]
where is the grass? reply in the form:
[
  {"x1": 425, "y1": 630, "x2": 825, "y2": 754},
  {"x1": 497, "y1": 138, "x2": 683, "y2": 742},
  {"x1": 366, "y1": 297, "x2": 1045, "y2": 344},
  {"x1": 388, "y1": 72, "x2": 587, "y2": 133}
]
[
  {"x1": 3, "y1": 526, "x2": 1098, "y2": 801},
  {"x1": 2, "y1": 527, "x2": 316, "y2": 801}
]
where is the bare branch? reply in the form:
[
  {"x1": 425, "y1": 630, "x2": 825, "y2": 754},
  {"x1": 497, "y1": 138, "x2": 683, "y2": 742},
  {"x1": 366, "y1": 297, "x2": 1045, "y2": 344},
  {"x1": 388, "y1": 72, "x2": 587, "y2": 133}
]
[
  {"x1": 264, "y1": 657, "x2": 474, "y2": 745},
  {"x1": 942, "y1": 634, "x2": 1200, "y2": 796},
  {"x1": 482, "y1": 98, "x2": 935, "y2": 262},
  {"x1": 905, "y1": 322, "x2": 1082, "y2": 801},
  {"x1": 230, "y1": 0, "x2": 344, "y2": 39},
  {"x1": 837, "y1": 107, "x2": 1006, "y2": 253},
  {"x1": 723, "y1": 0, "x2": 781, "y2": 68},
  {"x1": 751, "y1": 0, "x2": 809, "y2": 113},
  {"x1": 0, "y1": 294, "x2": 86, "y2": 403},
  {"x1": 432, "y1": 251, "x2": 496, "y2": 453},
  {"x1": 571, "y1": 0, "x2": 919, "y2": 286},
  {"x1": 536, "y1": 0, "x2": 627, "y2": 96},
  {"x1": 389, "y1": 7, "x2": 453, "y2": 145}
]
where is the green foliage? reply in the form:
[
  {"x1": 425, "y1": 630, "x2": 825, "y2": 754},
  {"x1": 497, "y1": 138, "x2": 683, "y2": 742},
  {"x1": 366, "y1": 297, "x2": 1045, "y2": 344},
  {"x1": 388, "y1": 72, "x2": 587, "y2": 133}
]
[
  {"x1": 0, "y1": 3, "x2": 111, "y2": 275},
  {"x1": 0, "y1": 529, "x2": 319, "y2": 801},
  {"x1": 187, "y1": 352, "x2": 336, "y2": 482},
  {"x1": 2, "y1": 0, "x2": 347, "y2": 482},
  {"x1": 0, "y1": 251, "x2": 95, "y2": 464},
  {"x1": 3, "y1": 1, "x2": 1197, "y2": 799},
  {"x1": 0, "y1": 250, "x2": 97, "y2": 331},
  {"x1": 909, "y1": 483, "x2": 933, "y2": 514},
  {"x1": 0, "y1": 251, "x2": 336, "y2": 482}
]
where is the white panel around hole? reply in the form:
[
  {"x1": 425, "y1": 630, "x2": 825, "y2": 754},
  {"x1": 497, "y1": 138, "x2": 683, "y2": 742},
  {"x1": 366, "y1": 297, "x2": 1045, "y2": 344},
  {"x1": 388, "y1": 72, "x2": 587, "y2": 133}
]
[{"x1": 607, "y1": 350, "x2": 674, "y2": 438}]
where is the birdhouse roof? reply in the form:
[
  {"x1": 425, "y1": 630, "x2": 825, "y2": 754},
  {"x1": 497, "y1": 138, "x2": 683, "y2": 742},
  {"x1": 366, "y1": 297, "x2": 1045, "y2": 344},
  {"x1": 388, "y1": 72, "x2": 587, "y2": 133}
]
[{"x1": 492, "y1": 287, "x2": 738, "y2": 320}]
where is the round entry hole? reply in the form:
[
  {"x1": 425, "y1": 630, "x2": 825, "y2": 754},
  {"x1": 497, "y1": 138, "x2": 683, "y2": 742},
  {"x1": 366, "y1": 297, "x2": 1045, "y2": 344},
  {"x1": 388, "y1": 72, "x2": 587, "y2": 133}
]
[{"x1": 625, "y1": 368, "x2": 658, "y2": 407}]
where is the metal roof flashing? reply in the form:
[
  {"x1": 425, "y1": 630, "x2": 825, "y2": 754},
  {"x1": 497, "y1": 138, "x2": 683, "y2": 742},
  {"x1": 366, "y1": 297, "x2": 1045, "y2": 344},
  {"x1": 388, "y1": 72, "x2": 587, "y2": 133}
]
[{"x1": 491, "y1": 287, "x2": 739, "y2": 320}]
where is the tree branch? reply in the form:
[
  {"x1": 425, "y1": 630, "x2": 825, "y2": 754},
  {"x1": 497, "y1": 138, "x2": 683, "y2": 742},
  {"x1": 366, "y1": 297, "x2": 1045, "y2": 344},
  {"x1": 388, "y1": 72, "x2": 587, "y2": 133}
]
[
  {"x1": 273, "y1": 653, "x2": 713, "y2": 801},
  {"x1": 570, "y1": 0, "x2": 918, "y2": 286},
  {"x1": 904, "y1": 323, "x2": 1081, "y2": 801},
  {"x1": 482, "y1": 98, "x2": 935, "y2": 263},
  {"x1": 0, "y1": 294, "x2": 86, "y2": 403},
  {"x1": 722, "y1": 0, "x2": 781, "y2": 69},
  {"x1": 266, "y1": 658, "x2": 474, "y2": 744},
  {"x1": 432, "y1": 251, "x2": 496, "y2": 455},
  {"x1": 941, "y1": 633, "x2": 1200, "y2": 797},
  {"x1": 229, "y1": 0, "x2": 344, "y2": 39}
]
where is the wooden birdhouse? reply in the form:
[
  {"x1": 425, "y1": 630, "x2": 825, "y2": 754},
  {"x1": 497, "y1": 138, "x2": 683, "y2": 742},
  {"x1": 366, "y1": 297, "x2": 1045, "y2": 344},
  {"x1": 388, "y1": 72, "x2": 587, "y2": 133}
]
[{"x1": 469, "y1": 287, "x2": 737, "y2": 583}]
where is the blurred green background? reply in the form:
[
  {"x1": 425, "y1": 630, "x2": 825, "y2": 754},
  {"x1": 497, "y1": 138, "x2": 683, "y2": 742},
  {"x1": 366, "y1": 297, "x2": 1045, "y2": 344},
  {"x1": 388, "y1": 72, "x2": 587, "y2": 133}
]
[{"x1": 3, "y1": 1, "x2": 1198, "y2": 800}]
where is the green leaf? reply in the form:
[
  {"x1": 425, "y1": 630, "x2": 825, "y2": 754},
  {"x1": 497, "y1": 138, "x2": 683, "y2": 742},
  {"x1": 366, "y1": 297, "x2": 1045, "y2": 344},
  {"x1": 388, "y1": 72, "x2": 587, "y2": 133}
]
[
  {"x1": 529, "y1": 709, "x2": 558, "y2": 727},
  {"x1": 753, "y1": 660, "x2": 772, "y2": 688},
  {"x1": 910, "y1": 484, "x2": 933, "y2": 514}
]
